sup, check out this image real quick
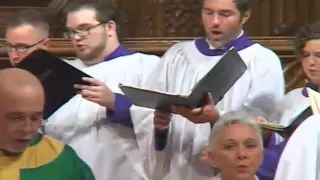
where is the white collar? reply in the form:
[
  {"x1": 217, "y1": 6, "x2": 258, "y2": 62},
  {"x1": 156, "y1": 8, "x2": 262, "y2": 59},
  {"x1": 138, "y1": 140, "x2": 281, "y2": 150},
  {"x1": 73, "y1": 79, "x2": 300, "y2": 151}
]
[
  {"x1": 206, "y1": 30, "x2": 244, "y2": 50},
  {"x1": 212, "y1": 174, "x2": 259, "y2": 180}
]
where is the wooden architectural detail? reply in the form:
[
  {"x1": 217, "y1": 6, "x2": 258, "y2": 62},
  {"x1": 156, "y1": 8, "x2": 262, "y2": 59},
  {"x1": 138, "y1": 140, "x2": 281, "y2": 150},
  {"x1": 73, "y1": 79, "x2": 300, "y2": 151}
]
[
  {"x1": 0, "y1": 6, "x2": 64, "y2": 38},
  {"x1": 142, "y1": 15, "x2": 154, "y2": 37},
  {"x1": 273, "y1": 22, "x2": 297, "y2": 36},
  {"x1": 0, "y1": 0, "x2": 50, "y2": 6},
  {"x1": 0, "y1": 0, "x2": 320, "y2": 38},
  {"x1": 134, "y1": 1, "x2": 156, "y2": 37},
  {"x1": 0, "y1": 37, "x2": 306, "y2": 91},
  {"x1": 0, "y1": 0, "x2": 317, "y2": 91},
  {"x1": 115, "y1": 0, "x2": 320, "y2": 37},
  {"x1": 47, "y1": 0, "x2": 68, "y2": 9},
  {"x1": 163, "y1": 0, "x2": 202, "y2": 37},
  {"x1": 0, "y1": 7, "x2": 44, "y2": 37},
  {"x1": 270, "y1": 0, "x2": 297, "y2": 36},
  {"x1": 42, "y1": 7, "x2": 66, "y2": 38},
  {"x1": 119, "y1": 8, "x2": 130, "y2": 38},
  {"x1": 116, "y1": 0, "x2": 137, "y2": 37}
]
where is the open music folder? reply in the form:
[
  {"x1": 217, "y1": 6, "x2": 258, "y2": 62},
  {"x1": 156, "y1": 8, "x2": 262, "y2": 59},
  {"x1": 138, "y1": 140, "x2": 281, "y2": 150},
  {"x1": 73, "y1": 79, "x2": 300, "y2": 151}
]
[
  {"x1": 255, "y1": 121, "x2": 285, "y2": 131},
  {"x1": 15, "y1": 49, "x2": 92, "y2": 119},
  {"x1": 119, "y1": 48, "x2": 247, "y2": 112},
  {"x1": 256, "y1": 87, "x2": 320, "y2": 137}
]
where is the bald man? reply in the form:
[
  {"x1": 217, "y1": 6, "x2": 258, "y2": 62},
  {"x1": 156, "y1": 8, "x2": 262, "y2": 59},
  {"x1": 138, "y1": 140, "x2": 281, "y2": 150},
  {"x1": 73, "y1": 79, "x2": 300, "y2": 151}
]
[{"x1": 0, "y1": 68, "x2": 95, "y2": 180}]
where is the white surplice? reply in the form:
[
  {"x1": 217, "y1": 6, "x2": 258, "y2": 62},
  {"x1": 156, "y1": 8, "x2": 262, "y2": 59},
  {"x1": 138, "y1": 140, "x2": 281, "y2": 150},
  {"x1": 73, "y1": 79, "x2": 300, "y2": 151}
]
[
  {"x1": 45, "y1": 53, "x2": 160, "y2": 180},
  {"x1": 270, "y1": 88, "x2": 310, "y2": 144},
  {"x1": 212, "y1": 174, "x2": 259, "y2": 180},
  {"x1": 274, "y1": 114, "x2": 320, "y2": 180},
  {"x1": 129, "y1": 41, "x2": 285, "y2": 180},
  {"x1": 277, "y1": 88, "x2": 310, "y2": 126}
]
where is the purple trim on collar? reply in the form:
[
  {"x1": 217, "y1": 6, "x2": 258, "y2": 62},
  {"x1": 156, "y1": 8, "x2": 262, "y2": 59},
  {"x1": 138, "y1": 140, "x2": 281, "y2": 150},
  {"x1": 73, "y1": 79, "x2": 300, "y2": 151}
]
[
  {"x1": 104, "y1": 45, "x2": 135, "y2": 61},
  {"x1": 302, "y1": 87, "x2": 309, "y2": 97},
  {"x1": 195, "y1": 34, "x2": 255, "y2": 56},
  {"x1": 302, "y1": 83, "x2": 318, "y2": 97}
]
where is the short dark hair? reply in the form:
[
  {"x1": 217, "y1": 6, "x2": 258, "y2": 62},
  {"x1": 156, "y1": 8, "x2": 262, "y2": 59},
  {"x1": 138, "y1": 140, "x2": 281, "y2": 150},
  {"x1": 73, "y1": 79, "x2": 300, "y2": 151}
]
[
  {"x1": 294, "y1": 22, "x2": 320, "y2": 56},
  {"x1": 63, "y1": 0, "x2": 119, "y2": 24},
  {"x1": 7, "y1": 9, "x2": 50, "y2": 35},
  {"x1": 234, "y1": 0, "x2": 252, "y2": 15},
  {"x1": 202, "y1": 0, "x2": 252, "y2": 15}
]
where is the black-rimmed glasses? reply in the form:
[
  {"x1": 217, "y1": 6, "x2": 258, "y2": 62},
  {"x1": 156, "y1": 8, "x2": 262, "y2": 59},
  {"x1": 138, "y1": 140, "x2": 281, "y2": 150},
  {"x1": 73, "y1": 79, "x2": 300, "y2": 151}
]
[
  {"x1": 0, "y1": 39, "x2": 46, "y2": 53},
  {"x1": 63, "y1": 22, "x2": 106, "y2": 39}
]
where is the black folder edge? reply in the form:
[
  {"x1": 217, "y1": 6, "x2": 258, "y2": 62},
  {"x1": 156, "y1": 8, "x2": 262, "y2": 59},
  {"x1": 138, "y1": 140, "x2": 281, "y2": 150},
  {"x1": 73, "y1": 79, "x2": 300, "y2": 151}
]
[
  {"x1": 259, "y1": 107, "x2": 313, "y2": 138},
  {"x1": 118, "y1": 48, "x2": 247, "y2": 112},
  {"x1": 15, "y1": 49, "x2": 92, "y2": 119},
  {"x1": 187, "y1": 48, "x2": 247, "y2": 104},
  {"x1": 258, "y1": 83, "x2": 318, "y2": 135}
]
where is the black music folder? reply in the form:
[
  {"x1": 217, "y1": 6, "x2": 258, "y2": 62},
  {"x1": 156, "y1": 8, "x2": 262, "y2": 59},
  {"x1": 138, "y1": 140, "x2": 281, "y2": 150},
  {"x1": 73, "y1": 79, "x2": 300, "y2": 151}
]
[
  {"x1": 119, "y1": 48, "x2": 247, "y2": 112},
  {"x1": 258, "y1": 106, "x2": 313, "y2": 138},
  {"x1": 16, "y1": 49, "x2": 92, "y2": 119}
]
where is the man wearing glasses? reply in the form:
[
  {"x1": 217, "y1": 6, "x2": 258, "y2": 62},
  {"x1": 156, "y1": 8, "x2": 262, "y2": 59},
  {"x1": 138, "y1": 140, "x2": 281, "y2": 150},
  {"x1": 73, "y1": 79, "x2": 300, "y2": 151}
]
[
  {"x1": 3, "y1": 3, "x2": 159, "y2": 180},
  {"x1": 44, "y1": 1, "x2": 160, "y2": 180},
  {"x1": 3, "y1": 10, "x2": 51, "y2": 66}
]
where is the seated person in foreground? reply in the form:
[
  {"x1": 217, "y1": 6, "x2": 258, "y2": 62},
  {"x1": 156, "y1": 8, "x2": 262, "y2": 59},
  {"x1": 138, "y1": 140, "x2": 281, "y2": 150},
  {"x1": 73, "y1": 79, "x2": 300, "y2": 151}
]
[
  {"x1": 0, "y1": 68, "x2": 95, "y2": 180},
  {"x1": 201, "y1": 111, "x2": 263, "y2": 180}
]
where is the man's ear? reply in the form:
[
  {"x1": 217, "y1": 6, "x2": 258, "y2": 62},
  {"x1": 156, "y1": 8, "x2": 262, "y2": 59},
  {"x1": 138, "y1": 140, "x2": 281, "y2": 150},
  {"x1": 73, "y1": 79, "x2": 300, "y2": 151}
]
[
  {"x1": 105, "y1": 21, "x2": 117, "y2": 36},
  {"x1": 42, "y1": 38, "x2": 51, "y2": 50},
  {"x1": 201, "y1": 146, "x2": 217, "y2": 167},
  {"x1": 240, "y1": 10, "x2": 251, "y2": 25}
]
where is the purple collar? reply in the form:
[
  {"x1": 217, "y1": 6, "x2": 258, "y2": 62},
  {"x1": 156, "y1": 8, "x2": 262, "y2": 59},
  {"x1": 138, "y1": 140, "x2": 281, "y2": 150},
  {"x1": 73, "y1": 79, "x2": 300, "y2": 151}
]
[
  {"x1": 195, "y1": 34, "x2": 255, "y2": 56},
  {"x1": 104, "y1": 45, "x2": 135, "y2": 61},
  {"x1": 302, "y1": 83, "x2": 318, "y2": 97}
]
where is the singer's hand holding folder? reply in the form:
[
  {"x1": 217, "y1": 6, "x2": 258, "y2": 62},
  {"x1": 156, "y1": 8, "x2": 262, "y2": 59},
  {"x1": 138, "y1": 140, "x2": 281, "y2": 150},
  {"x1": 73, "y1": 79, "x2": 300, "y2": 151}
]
[
  {"x1": 15, "y1": 49, "x2": 92, "y2": 119},
  {"x1": 119, "y1": 48, "x2": 247, "y2": 112},
  {"x1": 257, "y1": 106, "x2": 313, "y2": 138},
  {"x1": 244, "y1": 88, "x2": 320, "y2": 137}
]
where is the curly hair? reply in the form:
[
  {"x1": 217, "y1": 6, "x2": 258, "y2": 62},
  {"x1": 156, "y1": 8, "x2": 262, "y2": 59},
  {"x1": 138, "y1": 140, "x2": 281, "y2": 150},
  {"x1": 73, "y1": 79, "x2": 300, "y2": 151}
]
[{"x1": 294, "y1": 22, "x2": 320, "y2": 57}]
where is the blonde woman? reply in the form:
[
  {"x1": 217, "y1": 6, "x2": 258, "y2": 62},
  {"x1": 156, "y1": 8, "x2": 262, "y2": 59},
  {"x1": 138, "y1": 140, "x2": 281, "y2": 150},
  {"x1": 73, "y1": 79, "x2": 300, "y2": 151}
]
[{"x1": 202, "y1": 111, "x2": 263, "y2": 180}]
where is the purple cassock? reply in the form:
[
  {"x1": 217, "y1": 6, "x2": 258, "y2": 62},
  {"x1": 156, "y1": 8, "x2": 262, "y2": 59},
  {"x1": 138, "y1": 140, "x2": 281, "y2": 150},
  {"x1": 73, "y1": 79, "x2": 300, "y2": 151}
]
[
  {"x1": 104, "y1": 45, "x2": 135, "y2": 128},
  {"x1": 256, "y1": 134, "x2": 288, "y2": 180}
]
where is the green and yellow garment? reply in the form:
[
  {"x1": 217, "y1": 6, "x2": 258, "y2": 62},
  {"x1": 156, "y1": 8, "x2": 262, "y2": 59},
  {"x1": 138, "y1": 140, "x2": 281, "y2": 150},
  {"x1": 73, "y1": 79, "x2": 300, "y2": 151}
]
[{"x1": 0, "y1": 134, "x2": 95, "y2": 180}]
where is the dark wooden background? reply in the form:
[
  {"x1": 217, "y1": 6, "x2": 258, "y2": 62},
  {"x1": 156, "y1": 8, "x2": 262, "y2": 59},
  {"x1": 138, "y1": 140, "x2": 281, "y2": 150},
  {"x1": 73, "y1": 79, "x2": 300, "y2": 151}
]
[{"x1": 0, "y1": 0, "x2": 319, "y2": 91}]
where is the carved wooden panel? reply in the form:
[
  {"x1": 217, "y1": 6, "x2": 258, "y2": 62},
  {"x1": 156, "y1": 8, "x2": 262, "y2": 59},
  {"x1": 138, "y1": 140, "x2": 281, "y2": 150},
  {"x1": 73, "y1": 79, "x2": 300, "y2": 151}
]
[
  {"x1": 0, "y1": 7, "x2": 43, "y2": 37},
  {"x1": 162, "y1": 0, "x2": 203, "y2": 37},
  {"x1": 0, "y1": 37, "x2": 306, "y2": 91},
  {"x1": 0, "y1": 0, "x2": 319, "y2": 37},
  {"x1": 117, "y1": 0, "x2": 320, "y2": 37},
  {"x1": 0, "y1": 0, "x2": 49, "y2": 6}
]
